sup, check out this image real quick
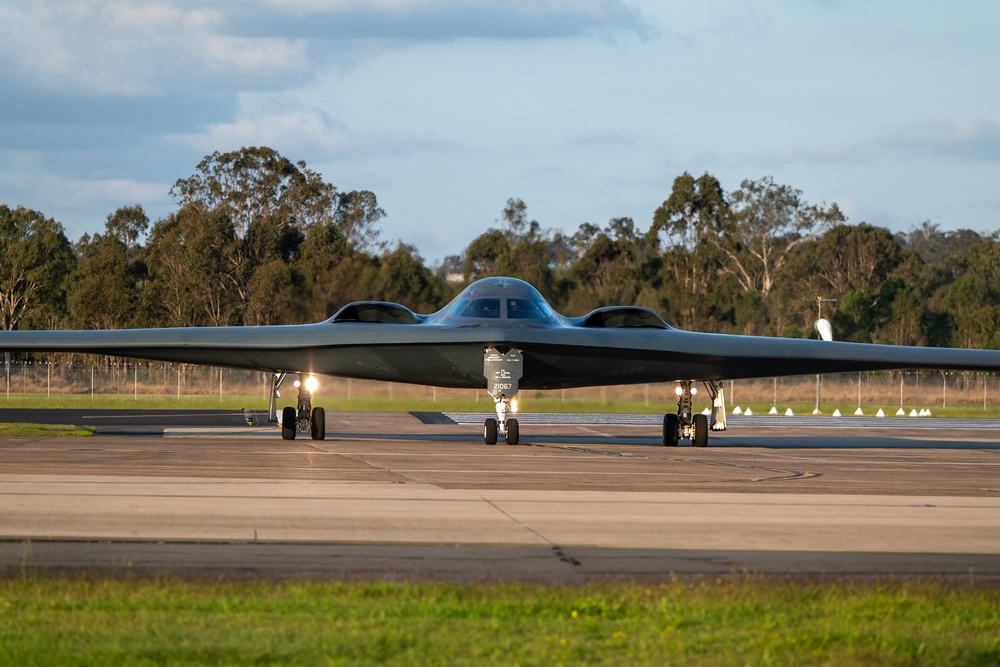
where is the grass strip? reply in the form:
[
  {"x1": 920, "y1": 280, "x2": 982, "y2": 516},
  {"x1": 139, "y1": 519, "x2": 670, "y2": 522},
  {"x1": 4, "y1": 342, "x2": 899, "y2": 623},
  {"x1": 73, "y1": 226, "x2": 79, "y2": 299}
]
[
  {"x1": 0, "y1": 576, "x2": 997, "y2": 666},
  {"x1": 3, "y1": 393, "x2": 1000, "y2": 418},
  {"x1": 0, "y1": 422, "x2": 94, "y2": 437}
]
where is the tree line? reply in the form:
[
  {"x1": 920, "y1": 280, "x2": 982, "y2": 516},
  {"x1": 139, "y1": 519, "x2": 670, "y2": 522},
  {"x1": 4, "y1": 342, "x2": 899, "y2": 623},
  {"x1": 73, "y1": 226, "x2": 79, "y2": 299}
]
[{"x1": 3, "y1": 146, "x2": 999, "y2": 351}]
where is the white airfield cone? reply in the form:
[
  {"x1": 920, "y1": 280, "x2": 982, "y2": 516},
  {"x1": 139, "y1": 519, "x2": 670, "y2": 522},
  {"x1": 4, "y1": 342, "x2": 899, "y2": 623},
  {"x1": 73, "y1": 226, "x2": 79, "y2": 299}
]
[
  {"x1": 876, "y1": 408, "x2": 886, "y2": 417},
  {"x1": 732, "y1": 406, "x2": 743, "y2": 415},
  {"x1": 832, "y1": 409, "x2": 842, "y2": 417},
  {"x1": 909, "y1": 409, "x2": 918, "y2": 417},
  {"x1": 745, "y1": 408, "x2": 753, "y2": 416},
  {"x1": 854, "y1": 407, "x2": 864, "y2": 416},
  {"x1": 784, "y1": 408, "x2": 794, "y2": 416},
  {"x1": 896, "y1": 407, "x2": 906, "y2": 416},
  {"x1": 769, "y1": 406, "x2": 778, "y2": 415}
]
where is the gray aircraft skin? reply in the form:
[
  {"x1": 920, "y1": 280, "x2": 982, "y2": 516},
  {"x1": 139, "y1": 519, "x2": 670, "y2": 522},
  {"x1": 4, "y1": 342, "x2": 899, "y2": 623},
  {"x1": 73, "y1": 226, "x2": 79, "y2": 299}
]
[{"x1": 5, "y1": 276, "x2": 1000, "y2": 444}]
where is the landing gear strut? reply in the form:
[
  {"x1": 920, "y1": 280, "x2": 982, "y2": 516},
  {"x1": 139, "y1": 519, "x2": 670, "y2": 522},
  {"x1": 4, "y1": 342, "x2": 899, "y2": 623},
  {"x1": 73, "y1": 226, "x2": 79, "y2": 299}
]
[
  {"x1": 484, "y1": 394, "x2": 519, "y2": 446},
  {"x1": 277, "y1": 373, "x2": 326, "y2": 441},
  {"x1": 662, "y1": 380, "x2": 726, "y2": 447}
]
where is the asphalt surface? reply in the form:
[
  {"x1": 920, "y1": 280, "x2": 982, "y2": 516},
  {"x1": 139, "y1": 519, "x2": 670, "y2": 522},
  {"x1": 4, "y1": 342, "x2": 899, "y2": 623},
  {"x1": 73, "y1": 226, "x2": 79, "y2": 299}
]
[{"x1": 1, "y1": 409, "x2": 999, "y2": 583}]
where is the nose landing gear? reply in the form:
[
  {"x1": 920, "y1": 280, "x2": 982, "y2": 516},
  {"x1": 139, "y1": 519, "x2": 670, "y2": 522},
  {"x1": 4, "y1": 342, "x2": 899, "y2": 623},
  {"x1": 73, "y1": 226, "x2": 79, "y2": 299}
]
[
  {"x1": 483, "y1": 347, "x2": 523, "y2": 445},
  {"x1": 484, "y1": 394, "x2": 519, "y2": 446}
]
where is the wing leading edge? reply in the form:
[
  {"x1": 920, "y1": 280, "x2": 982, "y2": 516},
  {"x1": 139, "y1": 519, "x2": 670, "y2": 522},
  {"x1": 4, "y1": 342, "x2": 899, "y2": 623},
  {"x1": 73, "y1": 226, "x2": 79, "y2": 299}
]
[
  {"x1": 5, "y1": 275, "x2": 1000, "y2": 386},
  {"x1": 6, "y1": 276, "x2": 1000, "y2": 445}
]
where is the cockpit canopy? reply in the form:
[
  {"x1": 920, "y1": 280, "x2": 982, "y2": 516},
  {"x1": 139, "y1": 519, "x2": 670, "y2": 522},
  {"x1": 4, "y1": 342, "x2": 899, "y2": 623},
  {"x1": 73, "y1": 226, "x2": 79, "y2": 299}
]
[{"x1": 435, "y1": 278, "x2": 558, "y2": 323}]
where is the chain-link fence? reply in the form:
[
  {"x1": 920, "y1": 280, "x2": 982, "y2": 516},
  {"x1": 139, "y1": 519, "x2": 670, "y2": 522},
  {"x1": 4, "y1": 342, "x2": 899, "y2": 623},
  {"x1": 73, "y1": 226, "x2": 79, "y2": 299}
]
[{"x1": 2, "y1": 360, "x2": 997, "y2": 410}]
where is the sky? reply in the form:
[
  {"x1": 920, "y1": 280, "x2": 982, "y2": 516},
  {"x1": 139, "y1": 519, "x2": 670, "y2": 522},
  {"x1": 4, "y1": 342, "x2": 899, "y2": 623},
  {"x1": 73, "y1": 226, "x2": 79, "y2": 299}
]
[{"x1": 2, "y1": 0, "x2": 999, "y2": 264}]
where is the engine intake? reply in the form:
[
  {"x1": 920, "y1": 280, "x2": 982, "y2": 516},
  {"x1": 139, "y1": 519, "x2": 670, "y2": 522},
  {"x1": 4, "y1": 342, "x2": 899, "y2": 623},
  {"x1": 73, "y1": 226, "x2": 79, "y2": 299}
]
[
  {"x1": 329, "y1": 302, "x2": 421, "y2": 325},
  {"x1": 579, "y1": 307, "x2": 670, "y2": 329}
]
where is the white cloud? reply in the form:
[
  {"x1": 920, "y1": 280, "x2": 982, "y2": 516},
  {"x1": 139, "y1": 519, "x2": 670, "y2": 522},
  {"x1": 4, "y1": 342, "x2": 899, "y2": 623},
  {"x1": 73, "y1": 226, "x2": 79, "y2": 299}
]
[
  {"x1": 728, "y1": 115, "x2": 1000, "y2": 168},
  {"x1": 66, "y1": 178, "x2": 165, "y2": 206},
  {"x1": 879, "y1": 115, "x2": 1000, "y2": 162},
  {"x1": 169, "y1": 97, "x2": 351, "y2": 157},
  {"x1": 197, "y1": 35, "x2": 308, "y2": 74},
  {"x1": 1, "y1": 2, "x2": 226, "y2": 92}
]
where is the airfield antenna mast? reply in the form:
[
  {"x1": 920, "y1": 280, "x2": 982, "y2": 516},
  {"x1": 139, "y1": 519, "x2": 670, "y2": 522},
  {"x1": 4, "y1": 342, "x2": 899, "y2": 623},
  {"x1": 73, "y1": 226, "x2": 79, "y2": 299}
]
[
  {"x1": 803, "y1": 295, "x2": 838, "y2": 334},
  {"x1": 802, "y1": 296, "x2": 838, "y2": 414}
]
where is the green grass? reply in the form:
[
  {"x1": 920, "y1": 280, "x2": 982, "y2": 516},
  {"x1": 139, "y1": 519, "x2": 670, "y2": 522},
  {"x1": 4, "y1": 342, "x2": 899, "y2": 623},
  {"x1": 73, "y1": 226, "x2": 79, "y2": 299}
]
[
  {"x1": 0, "y1": 576, "x2": 997, "y2": 666},
  {"x1": 5, "y1": 392, "x2": 1000, "y2": 418},
  {"x1": 0, "y1": 422, "x2": 94, "y2": 437}
]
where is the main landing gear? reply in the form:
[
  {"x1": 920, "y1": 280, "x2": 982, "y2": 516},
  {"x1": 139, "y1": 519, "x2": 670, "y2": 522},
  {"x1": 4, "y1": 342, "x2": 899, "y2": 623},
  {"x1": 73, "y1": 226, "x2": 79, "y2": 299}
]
[
  {"x1": 270, "y1": 371, "x2": 326, "y2": 441},
  {"x1": 662, "y1": 380, "x2": 726, "y2": 447}
]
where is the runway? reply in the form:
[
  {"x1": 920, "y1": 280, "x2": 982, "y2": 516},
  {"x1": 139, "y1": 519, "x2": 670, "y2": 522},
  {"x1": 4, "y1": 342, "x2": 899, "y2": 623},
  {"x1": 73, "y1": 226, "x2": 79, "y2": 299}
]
[{"x1": 1, "y1": 409, "x2": 998, "y2": 583}]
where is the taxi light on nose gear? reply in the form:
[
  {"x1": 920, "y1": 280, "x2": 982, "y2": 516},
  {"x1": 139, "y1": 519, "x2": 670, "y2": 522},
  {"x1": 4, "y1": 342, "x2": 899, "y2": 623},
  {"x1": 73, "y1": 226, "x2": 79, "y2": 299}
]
[
  {"x1": 511, "y1": 398, "x2": 518, "y2": 413},
  {"x1": 305, "y1": 375, "x2": 319, "y2": 393}
]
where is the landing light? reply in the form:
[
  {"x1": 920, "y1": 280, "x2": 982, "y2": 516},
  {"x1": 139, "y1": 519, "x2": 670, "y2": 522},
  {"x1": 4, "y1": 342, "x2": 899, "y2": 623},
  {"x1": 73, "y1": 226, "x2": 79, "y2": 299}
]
[
  {"x1": 691, "y1": 387, "x2": 698, "y2": 396},
  {"x1": 305, "y1": 375, "x2": 319, "y2": 393},
  {"x1": 511, "y1": 398, "x2": 519, "y2": 413}
]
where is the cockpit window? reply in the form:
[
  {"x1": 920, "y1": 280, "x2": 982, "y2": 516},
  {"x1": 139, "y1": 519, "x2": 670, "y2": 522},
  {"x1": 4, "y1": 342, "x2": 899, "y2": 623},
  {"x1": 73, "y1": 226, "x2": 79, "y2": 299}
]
[
  {"x1": 456, "y1": 298, "x2": 502, "y2": 319},
  {"x1": 507, "y1": 298, "x2": 550, "y2": 319}
]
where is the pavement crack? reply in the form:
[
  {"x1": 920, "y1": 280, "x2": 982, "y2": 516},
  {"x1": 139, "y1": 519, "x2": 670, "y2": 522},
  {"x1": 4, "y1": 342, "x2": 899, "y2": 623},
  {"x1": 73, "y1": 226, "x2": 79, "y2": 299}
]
[
  {"x1": 335, "y1": 452, "x2": 416, "y2": 483},
  {"x1": 681, "y1": 457, "x2": 821, "y2": 482},
  {"x1": 481, "y1": 497, "x2": 581, "y2": 569},
  {"x1": 551, "y1": 546, "x2": 581, "y2": 566},
  {"x1": 525, "y1": 443, "x2": 648, "y2": 459}
]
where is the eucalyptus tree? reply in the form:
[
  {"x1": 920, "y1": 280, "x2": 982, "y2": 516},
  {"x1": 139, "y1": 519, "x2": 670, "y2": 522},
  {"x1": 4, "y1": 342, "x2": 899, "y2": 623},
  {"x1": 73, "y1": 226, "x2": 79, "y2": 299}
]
[
  {"x1": 565, "y1": 217, "x2": 656, "y2": 314},
  {"x1": 169, "y1": 147, "x2": 337, "y2": 320},
  {"x1": 775, "y1": 222, "x2": 906, "y2": 342},
  {"x1": 896, "y1": 220, "x2": 988, "y2": 267},
  {"x1": 0, "y1": 204, "x2": 75, "y2": 331},
  {"x1": 722, "y1": 176, "x2": 845, "y2": 298},
  {"x1": 462, "y1": 199, "x2": 556, "y2": 296},
  {"x1": 334, "y1": 189, "x2": 385, "y2": 254},
  {"x1": 647, "y1": 172, "x2": 735, "y2": 331},
  {"x1": 940, "y1": 240, "x2": 1000, "y2": 349},
  {"x1": 69, "y1": 205, "x2": 150, "y2": 329},
  {"x1": 295, "y1": 221, "x2": 353, "y2": 321},
  {"x1": 373, "y1": 242, "x2": 448, "y2": 312},
  {"x1": 463, "y1": 228, "x2": 510, "y2": 279},
  {"x1": 170, "y1": 147, "x2": 334, "y2": 243},
  {"x1": 144, "y1": 205, "x2": 240, "y2": 327}
]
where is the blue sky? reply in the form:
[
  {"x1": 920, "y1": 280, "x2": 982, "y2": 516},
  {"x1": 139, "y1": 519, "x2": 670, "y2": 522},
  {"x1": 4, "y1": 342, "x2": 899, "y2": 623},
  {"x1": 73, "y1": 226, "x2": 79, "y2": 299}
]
[{"x1": 2, "y1": 0, "x2": 998, "y2": 263}]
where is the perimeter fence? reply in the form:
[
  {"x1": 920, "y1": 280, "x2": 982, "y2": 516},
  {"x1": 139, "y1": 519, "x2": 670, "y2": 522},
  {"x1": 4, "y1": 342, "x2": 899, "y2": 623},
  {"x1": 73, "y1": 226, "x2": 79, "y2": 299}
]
[{"x1": 2, "y1": 358, "x2": 999, "y2": 411}]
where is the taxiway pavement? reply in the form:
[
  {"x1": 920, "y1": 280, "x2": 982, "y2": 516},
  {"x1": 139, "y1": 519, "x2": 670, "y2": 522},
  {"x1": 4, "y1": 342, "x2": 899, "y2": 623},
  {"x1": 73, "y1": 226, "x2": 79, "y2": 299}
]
[{"x1": 1, "y1": 410, "x2": 998, "y2": 582}]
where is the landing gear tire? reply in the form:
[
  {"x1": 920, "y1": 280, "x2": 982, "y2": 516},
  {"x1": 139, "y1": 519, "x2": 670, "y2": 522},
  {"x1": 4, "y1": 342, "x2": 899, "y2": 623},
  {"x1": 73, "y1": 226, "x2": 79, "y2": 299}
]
[
  {"x1": 281, "y1": 406, "x2": 296, "y2": 440},
  {"x1": 506, "y1": 418, "x2": 519, "y2": 446},
  {"x1": 663, "y1": 413, "x2": 679, "y2": 447},
  {"x1": 693, "y1": 413, "x2": 709, "y2": 448},
  {"x1": 484, "y1": 418, "x2": 498, "y2": 445},
  {"x1": 310, "y1": 407, "x2": 326, "y2": 441}
]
